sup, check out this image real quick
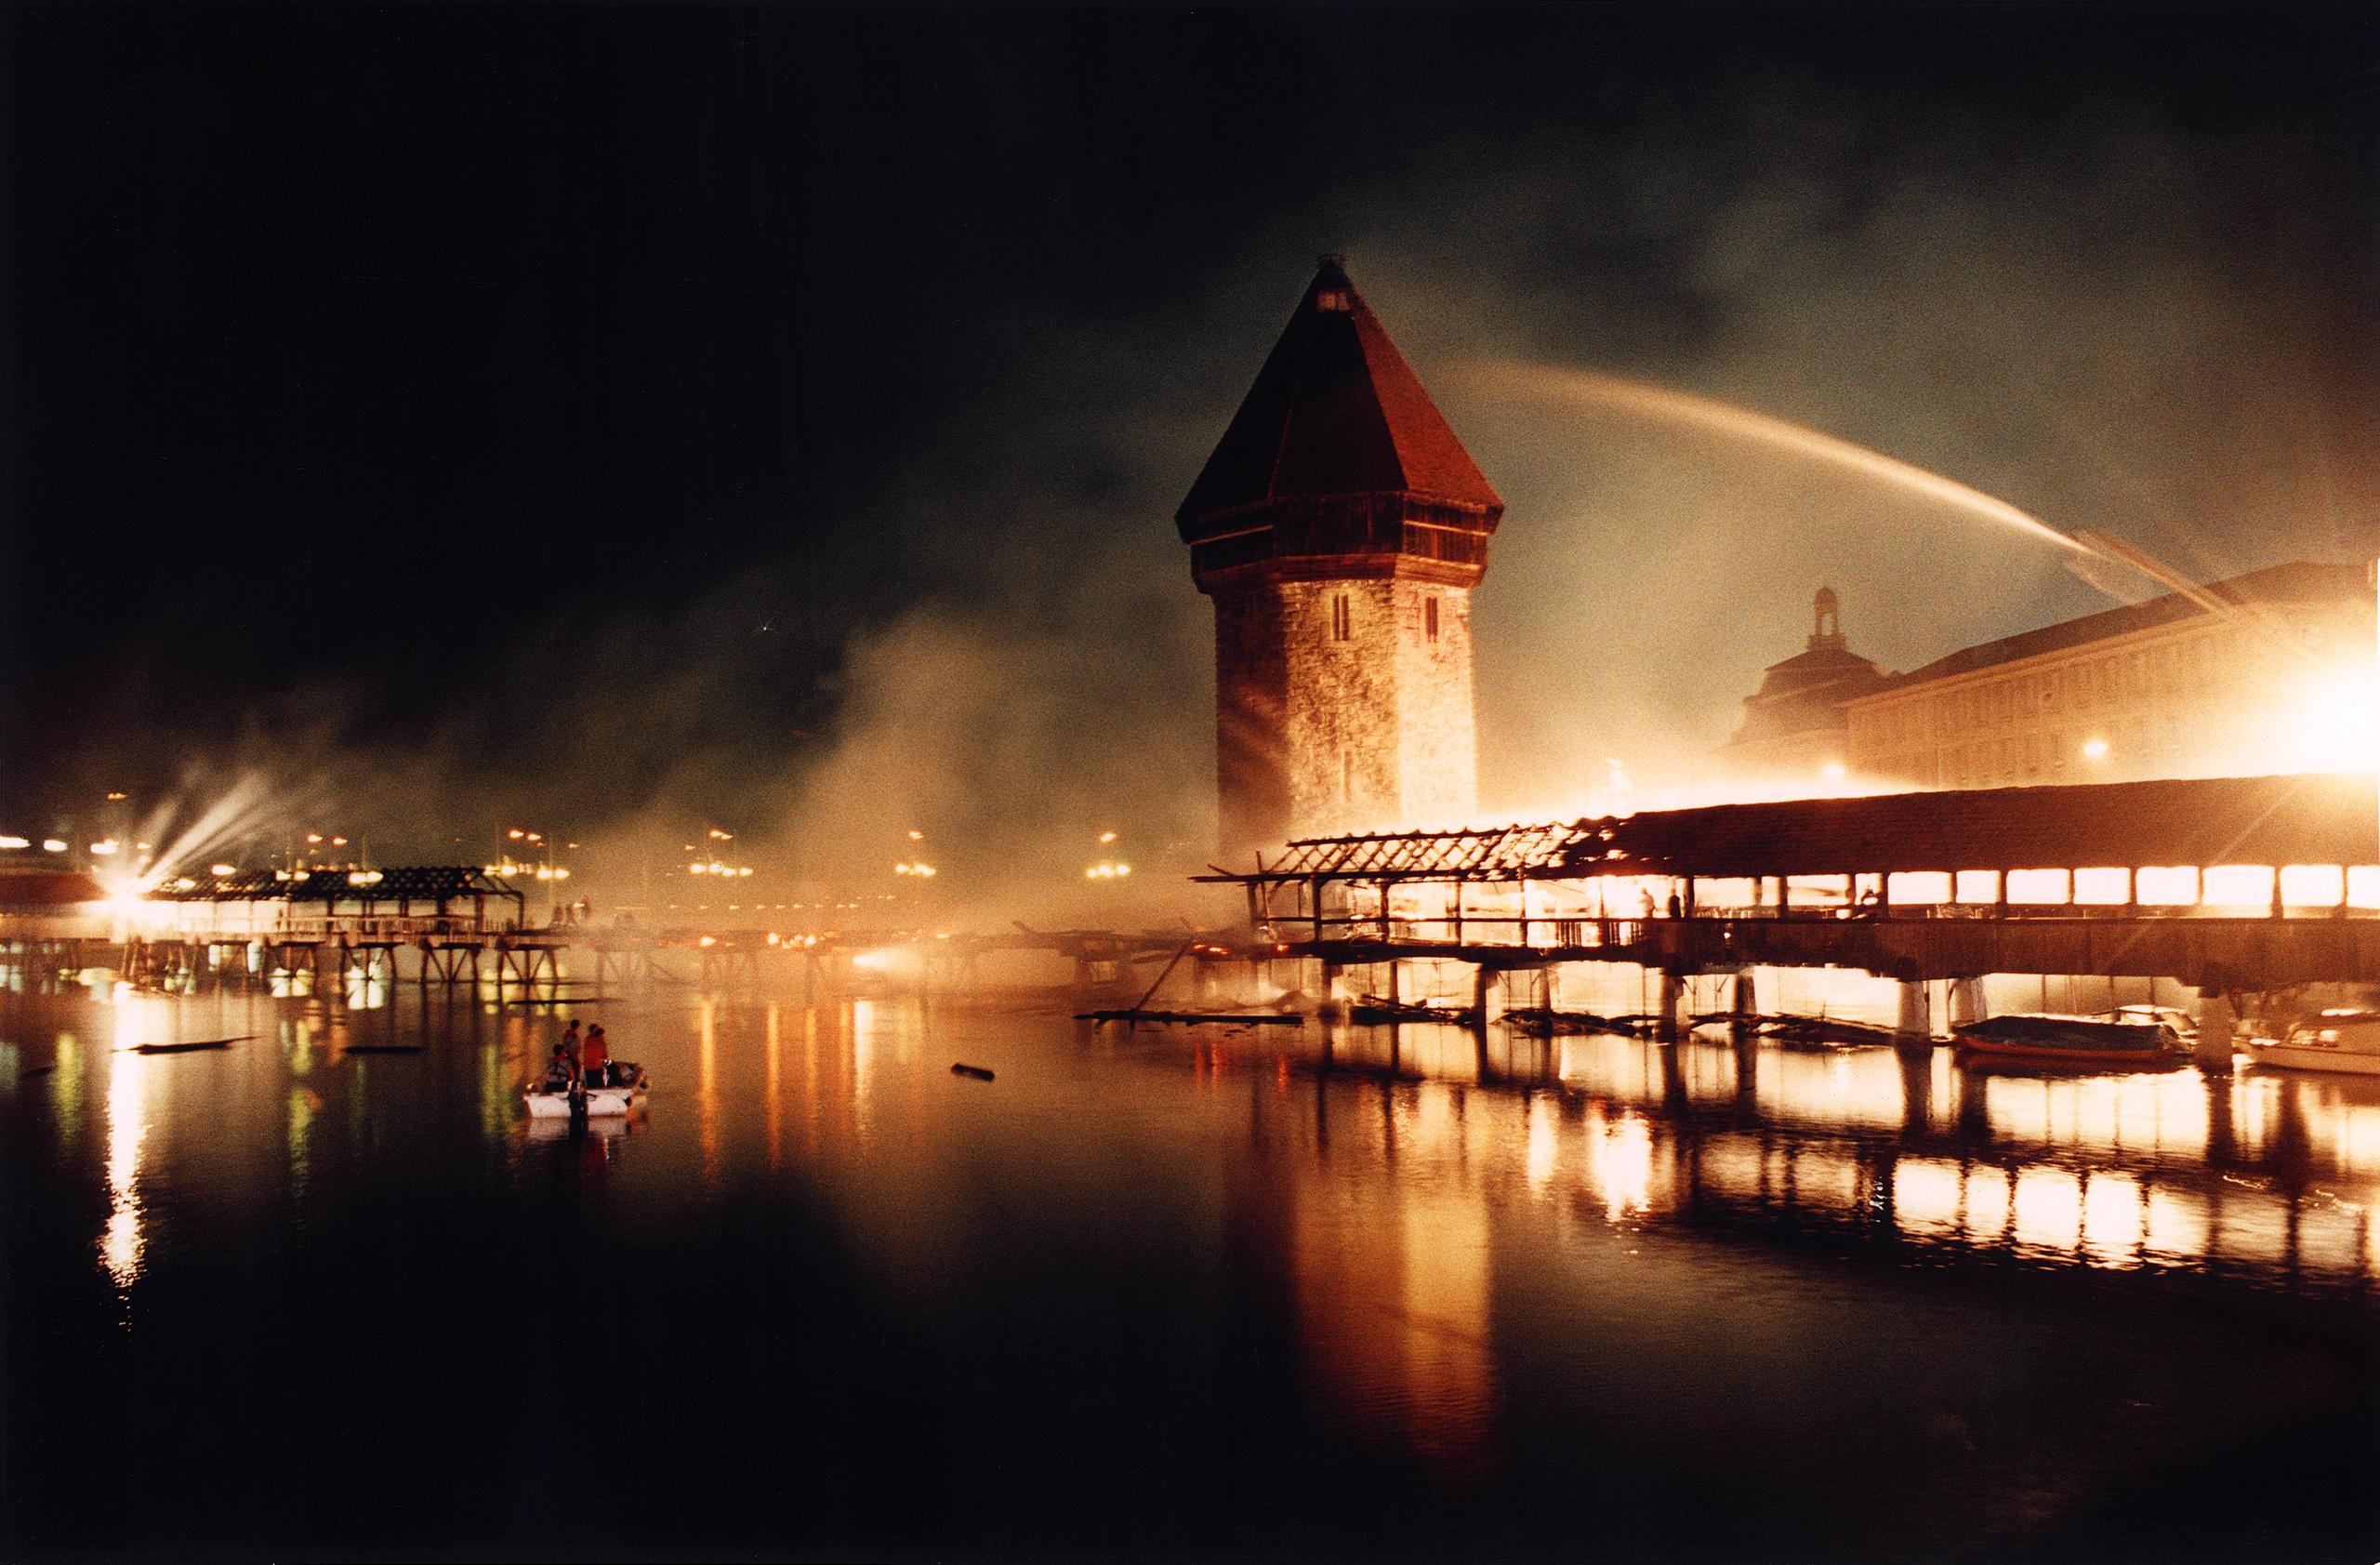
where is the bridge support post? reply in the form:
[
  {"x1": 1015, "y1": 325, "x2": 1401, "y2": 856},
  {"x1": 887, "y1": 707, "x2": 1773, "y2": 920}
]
[
  {"x1": 1472, "y1": 965, "x2": 1507, "y2": 1028},
  {"x1": 1893, "y1": 980, "x2": 1933, "y2": 1052},
  {"x1": 1729, "y1": 969, "x2": 1759, "y2": 1041},
  {"x1": 1318, "y1": 961, "x2": 1349, "y2": 1015},
  {"x1": 1947, "y1": 976, "x2": 1988, "y2": 1028},
  {"x1": 2194, "y1": 992, "x2": 2237, "y2": 1070},
  {"x1": 1657, "y1": 971, "x2": 1689, "y2": 1041}
]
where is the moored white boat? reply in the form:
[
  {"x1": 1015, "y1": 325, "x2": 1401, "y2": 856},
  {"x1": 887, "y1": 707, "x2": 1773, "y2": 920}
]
[
  {"x1": 2241, "y1": 1011, "x2": 2380, "y2": 1076},
  {"x1": 522, "y1": 1064, "x2": 649, "y2": 1118}
]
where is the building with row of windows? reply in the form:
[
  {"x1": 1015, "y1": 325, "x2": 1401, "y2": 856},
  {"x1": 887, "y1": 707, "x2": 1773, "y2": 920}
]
[{"x1": 1725, "y1": 560, "x2": 2376, "y2": 790}]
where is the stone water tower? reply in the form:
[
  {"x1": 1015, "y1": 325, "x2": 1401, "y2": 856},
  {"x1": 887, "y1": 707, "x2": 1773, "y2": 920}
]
[{"x1": 1177, "y1": 257, "x2": 1505, "y2": 855}]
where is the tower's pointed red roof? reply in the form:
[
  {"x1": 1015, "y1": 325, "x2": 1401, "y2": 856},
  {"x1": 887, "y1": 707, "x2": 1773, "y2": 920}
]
[{"x1": 1177, "y1": 258, "x2": 1503, "y2": 527}]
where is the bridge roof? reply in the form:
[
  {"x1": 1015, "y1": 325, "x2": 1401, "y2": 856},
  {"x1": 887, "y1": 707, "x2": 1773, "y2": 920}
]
[
  {"x1": 1215, "y1": 773, "x2": 2380, "y2": 882},
  {"x1": 145, "y1": 866, "x2": 521, "y2": 903},
  {"x1": 1587, "y1": 773, "x2": 2379, "y2": 878},
  {"x1": 1177, "y1": 257, "x2": 1502, "y2": 528},
  {"x1": 0, "y1": 869, "x2": 111, "y2": 907},
  {"x1": 1258, "y1": 821, "x2": 1599, "y2": 881}
]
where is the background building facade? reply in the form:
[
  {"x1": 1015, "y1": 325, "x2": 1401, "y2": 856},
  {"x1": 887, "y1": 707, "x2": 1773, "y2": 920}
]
[{"x1": 1844, "y1": 561, "x2": 2375, "y2": 789}]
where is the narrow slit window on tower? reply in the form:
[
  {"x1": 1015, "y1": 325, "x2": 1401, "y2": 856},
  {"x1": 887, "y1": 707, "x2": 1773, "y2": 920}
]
[
  {"x1": 1424, "y1": 596, "x2": 1440, "y2": 642},
  {"x1": 1331, "y1": 592, "x2": 1351, "y2": 642}
]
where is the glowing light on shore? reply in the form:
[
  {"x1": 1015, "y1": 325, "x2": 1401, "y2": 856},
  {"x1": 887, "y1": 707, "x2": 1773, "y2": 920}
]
[
  {"x1": 2282, "y1": 660, "x2": 2380, "y2": 771},
  {"x1": 0, "y1": 836, "x2": 27, "y2": 850},
  {"x1": 41, "y1": 839, "x2": 66, "y2": 853}
]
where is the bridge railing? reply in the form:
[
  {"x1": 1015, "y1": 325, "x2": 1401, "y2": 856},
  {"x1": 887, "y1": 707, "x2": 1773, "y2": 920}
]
[{"x1": 156, "y1": 914, "x2": 502, "y2": 942}]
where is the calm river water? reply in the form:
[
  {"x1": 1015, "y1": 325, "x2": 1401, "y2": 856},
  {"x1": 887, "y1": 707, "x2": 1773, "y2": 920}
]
[{"x1": 4, "y1": 975, "x2": 2375, "y2": 1560}]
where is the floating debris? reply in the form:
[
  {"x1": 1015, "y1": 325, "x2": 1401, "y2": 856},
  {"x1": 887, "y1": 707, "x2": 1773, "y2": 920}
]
[
  {"x1": 124, "y1": 1035, "x2": 253, "y2": 1054},
  {"x1": 1349, "y1": 995, "x2": 1479, "y2": 1026},
  {"x1": 1501, "y1": 1009, "x2": 1667, "y2": 1037},
  {"x1": 950, "y1": 1063, "x2": 996, "y2": 1081},
  {"x1": 1077, "y1": 1009, "x2": 1303, "y2": 1026}
]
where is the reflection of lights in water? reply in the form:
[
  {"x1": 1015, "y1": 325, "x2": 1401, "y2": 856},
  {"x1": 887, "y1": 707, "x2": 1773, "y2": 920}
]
[
  {"x1": 2145, "y1": 1187, "x2": 2211, "y2": 1261},
  {"x1": 1894, "y1": 1159, "x2": 1963, "y2": 1237},
  {"x1": 697, "y1": 998, "x2": 720, "y2": 1184},
  {"x1": 2080, "y1": 1172, "x2": 2146, "y2": 1266},
  {"x1": 1964, "y1": 1166, "x2": 2013, "y2": 1239},
  {"x1": 1398, "y1": 1188, "x2": 1493, "y2": 1469},
  {"x1": 851, "y1": 999, "x2": 878, "y2": 1135},
  {"x1": 1524, "y1": 1094, "x2": 1558, "y2": 1193},
  {"x1": 2012, "y1": 1167, "x2": 2085, "y2": 1255},
  {"x1": 765, "y1": 1002, "x2": 783, "y2": 1169},
  {"x1": 102, "y1": 1007, "x2": 152, "y2": 1289},
  {"x1": 802, "y1": 1006, "x2": 821, "y2": 1154},
  {"x1": 1593, "y1": 1115, "x2": 1654, "y2": 1222},
  {"x1": 287, "y1": 1084, "x2": 318, "y2": 1194}
]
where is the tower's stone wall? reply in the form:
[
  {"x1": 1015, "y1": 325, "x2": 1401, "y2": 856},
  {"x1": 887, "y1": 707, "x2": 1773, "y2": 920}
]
[
  {"x1": 1211, "y1": 589, "x2": 1291, "y2": 855},
  {"x1": 1393, "y1": 581, "x2": 1478, "y2": 827},
  {"x1": 1216, "y1": 577, "x2": 1478, "y2": 844}
]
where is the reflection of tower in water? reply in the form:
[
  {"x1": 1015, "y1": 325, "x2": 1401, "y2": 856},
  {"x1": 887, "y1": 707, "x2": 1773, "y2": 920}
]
[{"x1": 1289, "y1": 1074, "x2": 1497, "y2": 1469}]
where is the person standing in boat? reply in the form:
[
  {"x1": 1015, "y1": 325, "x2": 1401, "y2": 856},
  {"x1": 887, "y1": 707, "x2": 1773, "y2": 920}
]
[
  {"x1": 581, "y1": 1025, "x2": 610, "y2": 1088},
  {"x1": 560, "y1": 1019, "x2": 582, "y2": 1083}
]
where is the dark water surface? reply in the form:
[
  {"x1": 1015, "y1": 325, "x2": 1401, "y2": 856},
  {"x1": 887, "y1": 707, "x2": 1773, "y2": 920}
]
[{"x1": 4, "y1": 979, "x2": 2375, "y2": 1561}]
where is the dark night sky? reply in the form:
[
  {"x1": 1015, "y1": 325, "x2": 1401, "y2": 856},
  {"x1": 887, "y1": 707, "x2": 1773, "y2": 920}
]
[{"x1": 2, "y1": 4, "x2": 2373, "y2": 869}]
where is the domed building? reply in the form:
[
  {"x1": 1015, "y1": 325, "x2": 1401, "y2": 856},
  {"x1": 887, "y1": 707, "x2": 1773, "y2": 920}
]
[{"x1": 1720, "y1": 587, "x2": 1892, "y2": 781}]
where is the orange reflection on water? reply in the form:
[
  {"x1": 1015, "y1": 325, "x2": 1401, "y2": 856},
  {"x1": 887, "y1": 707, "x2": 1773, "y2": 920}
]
[
  {"x1": 2080, "y1": 1172, "x2": 2147, "y2": 1266},
  {"x1": 697, "y1": 998, "x2": 720, "y2": 1185},
  {"x1": 101, "y1": 999, "x2": 154, "y2": 1290},
  {"x1": 1524, "y1": 1094, "x2": 1559, "y2": 1194},
  {"x1": 1588, "y1": 1107, "x2": 1654, "y2": 1222},
  {"x1": 2009, "y1": 1167, "x2": 2084, "y2": 1256},
  {"x1": 1291, "y1": 1081, "x2": 1495, "y2": 1473},
  {"x1": 1893, "y1": 1158, "x2": 1964, "y2": 1238},
  {"x1": 765, "y1": 1003, "x2": 783, "y2": 1170}
]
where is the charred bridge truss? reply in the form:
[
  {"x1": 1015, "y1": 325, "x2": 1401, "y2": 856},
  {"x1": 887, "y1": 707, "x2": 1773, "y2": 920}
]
[{"x1": 1203, "y1": 774, "x2": 2380, "y2": 989}]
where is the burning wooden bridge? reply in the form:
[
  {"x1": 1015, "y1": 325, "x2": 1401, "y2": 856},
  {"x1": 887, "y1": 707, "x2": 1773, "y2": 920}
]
[{"x1": 1197, "y1": 773, "x2": 2380, "y2": 1037}]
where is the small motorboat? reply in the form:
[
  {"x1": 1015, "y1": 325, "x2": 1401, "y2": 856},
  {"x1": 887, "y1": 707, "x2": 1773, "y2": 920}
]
[
  {"x1": 1952, "y1": 1012, "x2": 2185, "y2": 1066},
  {"x1": 522, "y1": 1062, "x2": 649, "y2": 1119},
  {"x1": 2242, "y1": 1010, "x2": 2380, "y2": 1076}
]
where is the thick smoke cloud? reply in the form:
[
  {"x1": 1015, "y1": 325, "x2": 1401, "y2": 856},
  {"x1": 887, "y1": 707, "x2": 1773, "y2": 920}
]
[{"x1": 11, "y1": 11, "x2": 2373, "y2": 914}]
